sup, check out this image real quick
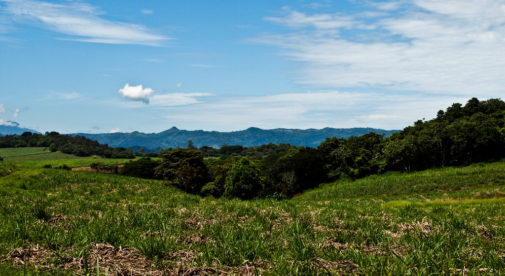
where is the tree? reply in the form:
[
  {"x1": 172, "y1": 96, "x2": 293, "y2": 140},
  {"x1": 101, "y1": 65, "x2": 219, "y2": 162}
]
[
  {"x1": 224, "y1": 157, "x2": 261, "y2": 199},
  {"x1": 155, "y1": 148, "x2": 210, "y2": 194},
  {"x1": 266, "y1": 147, "x2": 327, "y2": 197}
]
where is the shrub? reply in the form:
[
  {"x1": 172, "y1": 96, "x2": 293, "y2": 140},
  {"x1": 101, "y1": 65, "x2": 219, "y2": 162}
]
[
  {"x1": 224, "y1": 157, "x2": 261, "y2": 199},
  {"x1": 120, "y1": 158, "x2": 160, "y2": 179},
  {"x1": 56, "y1": 164, "x2": 71, "y2": 171}
]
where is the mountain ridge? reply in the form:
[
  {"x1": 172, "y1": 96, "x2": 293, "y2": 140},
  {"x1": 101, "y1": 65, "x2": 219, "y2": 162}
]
[
  {"x1": 0, "y1": 122, "x2": 40, "y2": 136},
  {"x1": 76, "y1": 127, "x2": 398, "y2": 151}
]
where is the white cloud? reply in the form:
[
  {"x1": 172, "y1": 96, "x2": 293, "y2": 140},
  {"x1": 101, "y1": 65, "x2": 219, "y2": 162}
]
[
  {"x1": 12, "y1": 108, "x2": 19, "y2": 119},
  {"x1": 41, "y1": 92, "x2": 80, "y2": 101},
  {"x1": 258, "y1": 0, "x2": 505, "y2": 97},
  {"x1": 0, "y1": 119, "x2": 15, "y2": 126},
  {"x1": 0, "y1": 104, "x2": 5, "y2": 113},
  {"x1": 141, "y1": 9, "x2": 154, "y2": 15},
  {"x1": 109, "y1": 128, "x2": 121, "y2": 133},
  {"x1": 151, "y1": 93, "x2": 211, "y2": 107},
  {"x1": 118, "y1": 83, "x2": 155, "y2": 104},
  {"x1": 158, "y1": 91, "x2": 468, "y2": 131},
  {"x1": 176, "y1": 82, "x2": 183, "y2": 88},
  {"x1": 3, "y1": 0, "x2": 167, "y2": 46}
]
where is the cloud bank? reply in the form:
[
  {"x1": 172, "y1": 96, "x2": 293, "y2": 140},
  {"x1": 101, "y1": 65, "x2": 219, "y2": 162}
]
[
  {"x1": 2, "y1": 0, "x2": 167, "y2": 45},
  {"x1": 157, "y1": 91, "x2": 467, "y2": 131},
  {"x1": 259, "y1": 0, "x2": 505, "y2": 97}
]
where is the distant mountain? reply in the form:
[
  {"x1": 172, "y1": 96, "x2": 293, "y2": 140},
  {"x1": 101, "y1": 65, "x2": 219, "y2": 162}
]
[
  {"x1": 0, "y1": 122, "x2": 39, "y2": 136},
  {"x1": 76, "y1": 127, "x2": 398, "y2": 151}
]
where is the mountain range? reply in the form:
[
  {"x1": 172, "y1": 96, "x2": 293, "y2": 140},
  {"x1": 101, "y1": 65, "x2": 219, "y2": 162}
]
[
  {"x1": 76, "y1": 127, "x2": 398, "y2": 150},
  {"x1": 0, "y1": 122, "x2": 39, "y2": 136}
]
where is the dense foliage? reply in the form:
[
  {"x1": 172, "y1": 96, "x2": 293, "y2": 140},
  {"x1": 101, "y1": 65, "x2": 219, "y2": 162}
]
[
  {"x1": 156, "y1": 98, "x2": 505, "y2": 199},
  {"x1": 120, "y1": 158, "x2": 161, "y2": 179},
  {"x1": 155, "y1": 148, "x2": 211, "y2": 194},
  {"x1": 0, "y1": 132, "x2": 134, "y2": 158},
  {"x1": 224, "y1": 157, "x2": 262, "y2": 199}
]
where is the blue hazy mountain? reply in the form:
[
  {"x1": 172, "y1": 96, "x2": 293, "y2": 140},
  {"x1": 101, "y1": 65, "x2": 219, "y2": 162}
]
[
  {"x1": 0, "y1": 122, "x2": 39, "y2": 136},
  {"x1": 76, "y1": 127, "x2": 398, "y2": 150}
]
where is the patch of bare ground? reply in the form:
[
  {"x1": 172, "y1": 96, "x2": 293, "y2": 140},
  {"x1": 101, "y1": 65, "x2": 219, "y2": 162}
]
[
  {"x1": 450, "y1": 267, "x2": 494, "y2": 274},
  {"x1": 171, "y1": 261, "x2": 262, "y2": 275},
  {"x1": 6, "y1": 244, "x2": 268, "y2": 275},
  {"x1": 184, "y1": 217, "x2": 218, "y2": 230},
  {"x1": 311, "y1": 257, "x2": 358, "y2": 274},
  {"x1": 384, "y1": 218, "x2": 437, "y2": 239},
  {"x1": 8, "y1": 243, "x2": 163, "y2": 275},
  {"x1": 9, "y1": 244, "x2": 53, "y2": 270}
]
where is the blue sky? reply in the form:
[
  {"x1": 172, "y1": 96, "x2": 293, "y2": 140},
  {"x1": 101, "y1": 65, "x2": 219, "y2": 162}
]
[{"x1": 1, "y1": 0, "x2": 504, "y2": 133}]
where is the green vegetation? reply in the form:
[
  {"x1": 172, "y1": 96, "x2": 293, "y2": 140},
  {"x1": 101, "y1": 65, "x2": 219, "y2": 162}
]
[
  {"x1": 224, "y1": 157, "x2": 261, "y2": 199},
  {"x1": 0, "y1": 155, "x2": 504, "y2": 274},
  {"x1": 1, "y1": 98, "x2": 504, "y2": 274},
  {"x1": 0, "y1": 131, "x2": 134, "y2": 158}
]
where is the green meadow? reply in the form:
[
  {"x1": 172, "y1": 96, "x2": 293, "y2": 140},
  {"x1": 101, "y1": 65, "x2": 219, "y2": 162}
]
[{"x1": 0, "y1": 148, "x2": 504, "y2": 274}]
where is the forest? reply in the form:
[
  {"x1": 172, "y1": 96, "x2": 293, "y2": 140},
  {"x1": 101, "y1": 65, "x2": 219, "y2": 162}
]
[
  {"x1": 2, "y1": 98, "x2": 504, "y2": 199},
  {"x1": 120, "y1": 98, "x2": 505, "y2": 199}
]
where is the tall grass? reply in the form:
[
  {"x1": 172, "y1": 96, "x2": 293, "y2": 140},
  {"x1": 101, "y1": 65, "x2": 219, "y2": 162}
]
[{"x1": 0, "y1": 157, "x2": 504, "y2": 274}]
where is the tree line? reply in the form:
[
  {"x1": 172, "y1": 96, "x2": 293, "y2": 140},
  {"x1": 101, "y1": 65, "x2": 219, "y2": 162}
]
[
  {"x1": 123, "y1": 98, "x2": 505, "y2": 199},
  {"x1": 0, "y1": 132, "x2": 134, "y2": 158}
]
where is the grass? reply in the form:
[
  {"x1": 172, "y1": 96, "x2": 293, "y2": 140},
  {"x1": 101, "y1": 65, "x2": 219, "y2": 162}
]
[
  {"x1": 0, "y1": 147, "x2": 136, "y2": 169},
  {"x1": 0, "y1": 152, "x2": 504, "y2": 274}
]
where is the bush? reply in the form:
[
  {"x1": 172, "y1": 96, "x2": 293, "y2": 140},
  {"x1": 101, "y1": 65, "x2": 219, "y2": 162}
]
[
  {"x1": 56, "y1": 164, "x2": 71, "y2": 171},
  {"x1": 224, "y1": 157, "x2": 262, "y2": 199},
  {"x1": 120, "y1": 158, "x2": 160, "y2": 179}
]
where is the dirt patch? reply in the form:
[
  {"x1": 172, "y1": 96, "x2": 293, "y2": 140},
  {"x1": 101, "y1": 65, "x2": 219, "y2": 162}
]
[
  {"x1": 8, "y1": 243, "x2": 162, "y2": 275},
  {"x1": 385, "y1": 218, "x2": 437, "y2": 238},
  {"x1": 66, "y1": 243, "x2": 162, "y2": 275},
  {"x1": 311, "y1": 257, "x2": 358, "y2": 274},
  {"x1": 71, "y1": 167, "x2": 95, "y2": 172},
  {"x1": 10, "y1": 244, "x2": 53, "y2": 269}
]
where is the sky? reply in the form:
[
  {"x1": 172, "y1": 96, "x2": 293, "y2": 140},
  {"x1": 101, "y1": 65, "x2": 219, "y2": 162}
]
[{"x1": 1, "y1": 0, "x2": 504, "y2": 133}]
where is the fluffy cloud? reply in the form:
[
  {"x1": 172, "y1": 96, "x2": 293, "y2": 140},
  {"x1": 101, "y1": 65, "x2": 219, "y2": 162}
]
[
  {"x1": 3, "y1": 0, "x2": 167, "y2": 46},
  {"x1": 118, "y1": 83, "x2": 155, "y2": 104},
  {"x1": 109, "y1": 128, "x2": 121, "y2": 133},
  {"x1": 258, "y1": 0, "x2": 505, "y2": 97},
  {"x1": 0, "y1": 104, "x2": 5, "y2": 113},
  {"x1": 12, "y1": 108, "x2": 19, "y2": 119}
]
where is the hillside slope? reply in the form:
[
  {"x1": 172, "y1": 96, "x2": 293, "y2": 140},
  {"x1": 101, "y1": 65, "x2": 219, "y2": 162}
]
[{"x1": 1, "y1": 158, "x2": 504, "y2": 274}]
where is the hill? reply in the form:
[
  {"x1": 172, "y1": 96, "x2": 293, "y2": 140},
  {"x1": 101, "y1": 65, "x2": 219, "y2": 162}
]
[
  {"x1": 76, "y1": 127, "x2": 397, "y2": 150},
  {"x1": 1, "y1": 154, "x2": 504, "y2": 274},
  {"x1": 0, "y1": 121, "x2": 39, "y2": 136}
]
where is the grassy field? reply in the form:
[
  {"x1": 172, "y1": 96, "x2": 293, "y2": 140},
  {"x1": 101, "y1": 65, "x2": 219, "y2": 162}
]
[
  {"x1": 0, "y1": 149, "x2": 504, "y2": 274},
  {"x1": 0, "y1": 147, "x2": 137, "y2": 169}
]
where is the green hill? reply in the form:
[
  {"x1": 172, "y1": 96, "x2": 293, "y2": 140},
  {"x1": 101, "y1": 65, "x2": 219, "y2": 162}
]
[{"x1": 0, "y1": 156, "x2": 504, "y2": 274}]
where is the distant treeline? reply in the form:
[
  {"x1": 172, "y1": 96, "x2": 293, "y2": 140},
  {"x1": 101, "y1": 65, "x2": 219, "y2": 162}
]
[
  {"x1": 125, "y1": 98, "x2": 505, "y2": 199},
  {"x1": 0, "y1": 132, "x2": 134, "y2": 158}
]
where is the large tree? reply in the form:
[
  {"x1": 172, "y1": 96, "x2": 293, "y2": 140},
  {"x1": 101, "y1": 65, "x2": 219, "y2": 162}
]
[{"x1": 155, "y1": 148, "x2": 210, "y2": 194}]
